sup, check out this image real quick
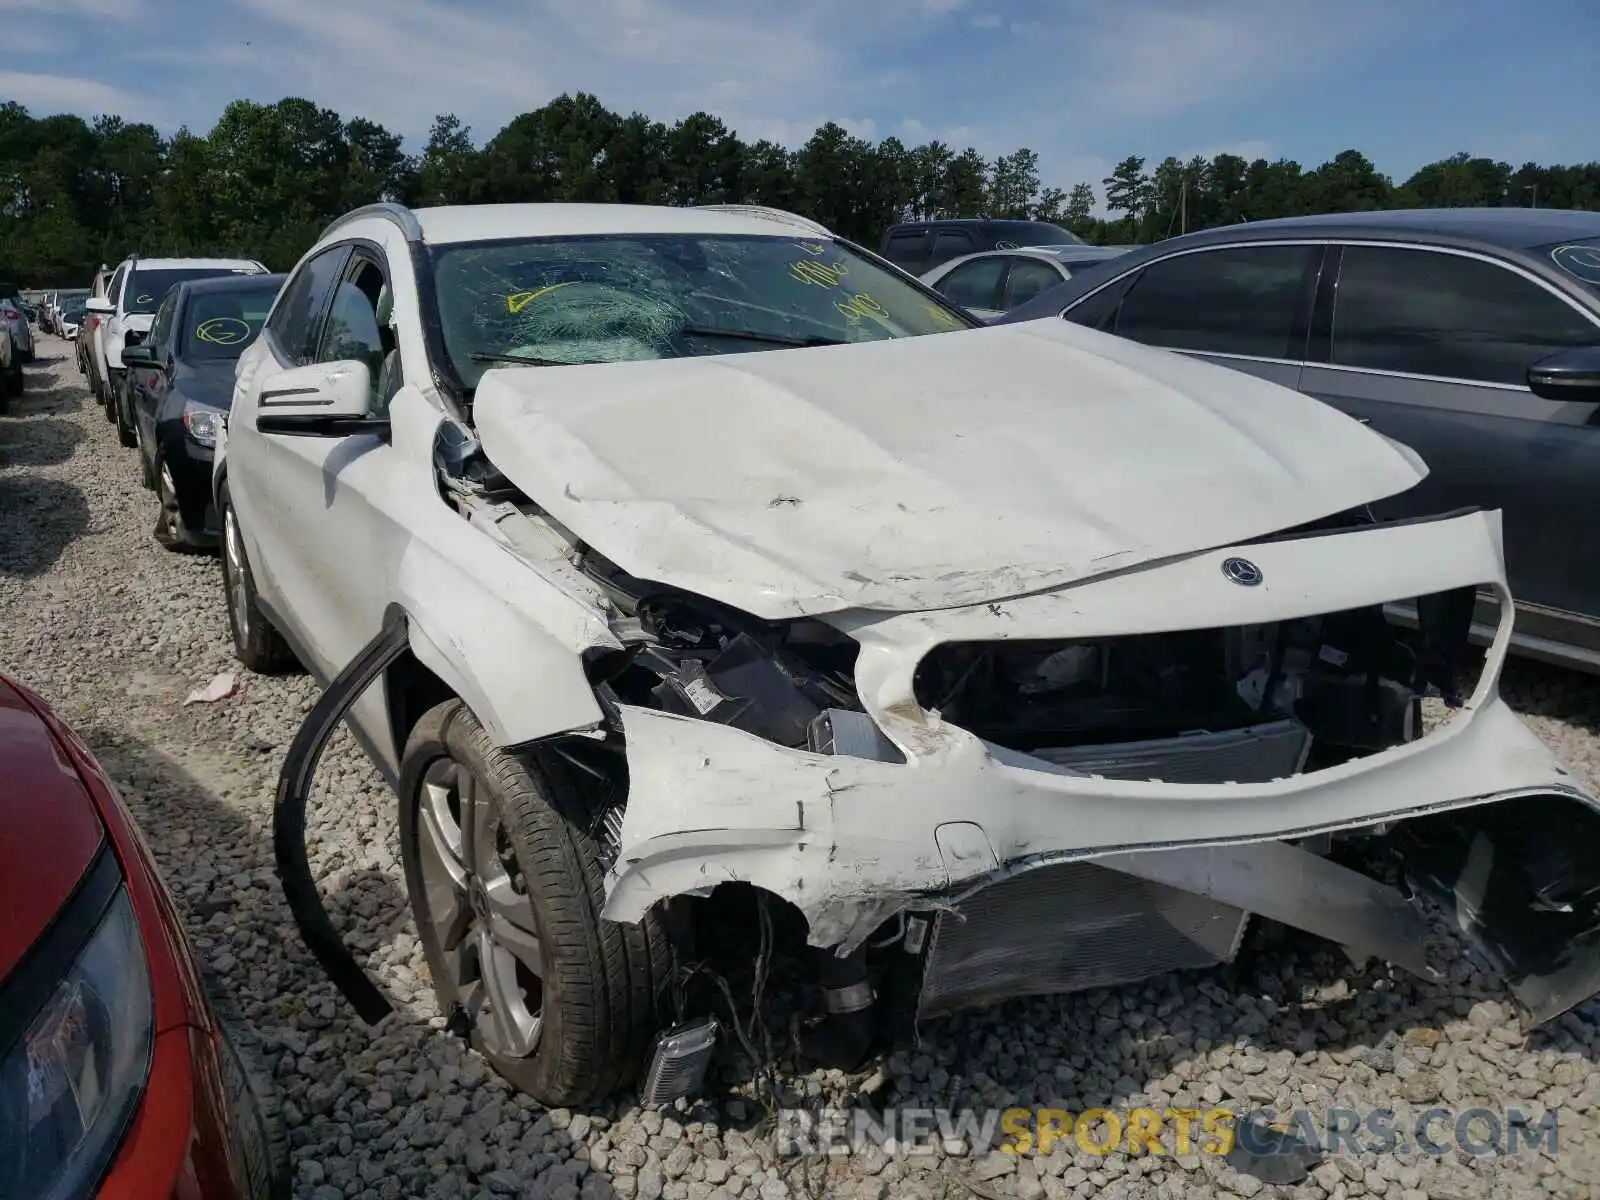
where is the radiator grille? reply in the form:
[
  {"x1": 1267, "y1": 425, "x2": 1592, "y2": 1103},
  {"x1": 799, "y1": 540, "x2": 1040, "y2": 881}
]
[{"x1": 917, "y1": 861, "x2": 1249, "y2": 1018}]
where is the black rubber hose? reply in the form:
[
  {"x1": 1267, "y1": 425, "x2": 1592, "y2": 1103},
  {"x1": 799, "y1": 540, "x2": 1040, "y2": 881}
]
[
  {"x1": 273, "y1": 620, "x2": 411, "y2": 1025},
  {"x1": 802, "y1": 945, "x2": 877, "y2": 1070}
]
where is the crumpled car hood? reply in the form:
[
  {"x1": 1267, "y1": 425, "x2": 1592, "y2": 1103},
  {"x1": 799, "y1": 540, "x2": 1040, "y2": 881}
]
[{"x1": 471, "y1": 319, "x2": 1427, "y2": 619}]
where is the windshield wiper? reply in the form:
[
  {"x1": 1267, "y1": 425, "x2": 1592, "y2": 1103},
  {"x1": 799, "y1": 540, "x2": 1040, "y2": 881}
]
[
  {"x1": 470, "y1": 351, "x2": 570, "y2": 367},
  {"x1": 677, "y1": 326, "x2": 848, "y2": 347}
]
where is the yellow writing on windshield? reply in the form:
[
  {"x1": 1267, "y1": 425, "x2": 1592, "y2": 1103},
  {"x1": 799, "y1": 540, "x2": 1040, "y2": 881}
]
[
  {"x1": 195, "y1": 316, "x2": 251, "y2": 345},
  {"x1": 789, "y1": 259, "x2": 849, "y2": 288},
  {"x1": 835, "y1": 292, "x2": 890, "y2": 321},
  {"x1": 507, "y1": 282, "x2": 576, "y2": 313},
  {"x1": 793, "y1": 241, "x2": 829, "y2": 256},
  {"x1": 925, "y1": 305, "x2": 963, "y2": 329}
]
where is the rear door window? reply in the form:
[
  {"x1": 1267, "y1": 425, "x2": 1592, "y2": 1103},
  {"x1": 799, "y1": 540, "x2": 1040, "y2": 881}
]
[
  {"x1": 1331, "y1": 245, "x2": 1600, "y2": 386},
  {"x1": 1112, "y1": 244, "x2": 1317, "y2": 359},
  {"x1": 883, "y1": 230, "x2": 931, "y2": 272},
  {"x1": 930, "y1": 229, "x2": 977, "y2": 266},
  {"x1": 935, "y1": 257, "x2": 1007, "y2": 310},
  {"x1": 1002, "y1": 258, "x2": 1066, "y2": 309}
]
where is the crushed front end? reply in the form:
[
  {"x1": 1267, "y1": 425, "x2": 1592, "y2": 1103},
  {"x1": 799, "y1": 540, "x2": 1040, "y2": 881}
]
[{"x1": 582, "y1": 507, "x2": 1600, "y2": 1052}]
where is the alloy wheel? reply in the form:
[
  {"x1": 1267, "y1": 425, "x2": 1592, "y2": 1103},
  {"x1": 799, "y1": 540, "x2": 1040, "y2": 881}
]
[
  {"x1": 223, "y1": 506, "x2": 250, "y2": 643},
  {"x1": 414, "y1": 757, "x2": 545, "y2": 1059},
  {"x1": 159, "y1": 465, "x2": 182, "y2": 541}
]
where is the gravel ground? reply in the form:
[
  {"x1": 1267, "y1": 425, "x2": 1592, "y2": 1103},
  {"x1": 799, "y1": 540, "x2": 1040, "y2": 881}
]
[{"x1": 3, "y1": 336, "x2": 1600, "y2": 1200}]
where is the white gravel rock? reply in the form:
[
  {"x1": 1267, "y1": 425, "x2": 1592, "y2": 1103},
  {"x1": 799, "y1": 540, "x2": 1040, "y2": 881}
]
[{"x1": 3, "y1": 338, "x2": 1599, "y2": 1199}]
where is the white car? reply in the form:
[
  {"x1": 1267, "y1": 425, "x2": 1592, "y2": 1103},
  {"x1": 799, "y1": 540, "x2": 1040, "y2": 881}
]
[
  {"x1": 921, "y1": 244, "x2": 1134, "y2": 321},
  {"x1": 85, "y1": 255, "x2": 268, "y2": 447},
  {"x1": 214, "y1": 200, "x2": 1600, "y2": 1109}
]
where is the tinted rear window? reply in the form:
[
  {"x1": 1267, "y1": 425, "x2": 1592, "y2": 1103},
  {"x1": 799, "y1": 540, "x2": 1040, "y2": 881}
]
[
  {"x1": 127, "y1": 267, "x2": 261, "y2": 314},
  {"x1": 989, "y1": 222, "x2": 1084, "y2": 248}
]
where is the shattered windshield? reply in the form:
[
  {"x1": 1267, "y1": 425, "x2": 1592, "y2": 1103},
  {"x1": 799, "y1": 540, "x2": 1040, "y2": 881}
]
[
  {"x1": 1543, "y1": 238, "x2": 1600, "y2": 295},
  {"x1": 428, "y1": 233, "x2": 978, "y2": 388}
]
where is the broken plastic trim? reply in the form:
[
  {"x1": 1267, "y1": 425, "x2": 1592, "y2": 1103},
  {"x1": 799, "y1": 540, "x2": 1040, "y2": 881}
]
[{"x1": 273, "y1": 620, "x2": 411, "y2": 1025}]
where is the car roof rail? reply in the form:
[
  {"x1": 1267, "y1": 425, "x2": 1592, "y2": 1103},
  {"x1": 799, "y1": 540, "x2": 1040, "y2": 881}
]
[
  {"x1": 319, "y1": 202, "x2": 425, "y2": 244},
  {"x1": 696, "y1": 204, "x2": 833, "y2": 238}
]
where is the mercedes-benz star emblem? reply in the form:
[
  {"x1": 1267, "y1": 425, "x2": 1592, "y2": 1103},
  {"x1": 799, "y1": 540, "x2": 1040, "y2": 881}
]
[{"x1": 1222, "y1": 557, "x2": 1263, "y2": 587}]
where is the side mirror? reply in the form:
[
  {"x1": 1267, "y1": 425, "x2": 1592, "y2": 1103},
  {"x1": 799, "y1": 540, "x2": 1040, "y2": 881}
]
[
  {"x1": 85, "y1": 296, "x2": 113, "y2": 314},
  {"x1": 255, "y1": 360, "x2": 388, "y2": 438},
  {"x1": 120, "y1": 344, "x2": 155, "y2": 367},
  {"x1": 1528, "y1": 346, "x2": 1600, "y2": 402}
]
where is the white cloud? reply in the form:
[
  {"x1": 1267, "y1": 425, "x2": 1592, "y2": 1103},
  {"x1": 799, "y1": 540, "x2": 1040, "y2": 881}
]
[
  {"x1": 970, "y1": 11, "x2": 1001, "y2": 28},
  {"x1": 0, "y1": 70, "x2": 156, "y2": 121}
]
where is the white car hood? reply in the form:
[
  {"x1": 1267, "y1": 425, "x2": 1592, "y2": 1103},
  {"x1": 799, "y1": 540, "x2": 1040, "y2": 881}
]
[{"x1": 472, "y1": 319, "x2": 1427, "y2": 619}]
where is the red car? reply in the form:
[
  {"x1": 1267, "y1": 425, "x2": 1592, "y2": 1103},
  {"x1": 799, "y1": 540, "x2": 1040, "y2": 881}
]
[{"x1": 0, "y1": 676, "x2": 290, "y2": 1199}]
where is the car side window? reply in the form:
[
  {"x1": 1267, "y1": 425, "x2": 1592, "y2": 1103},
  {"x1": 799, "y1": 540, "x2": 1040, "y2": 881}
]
[
  {"x1": 267, "y1": 245, "x2": 352, "y2": 365},
  {"x1": 149, "y1": 292, "x2": 177, "y2": 351},
  {"x1": 1003, "y1": 258, "x2": 1065, "y2": 309},
  {"x1": 314, "y1": 255, "x2": 395, "y2": 413},
  {"x1": 932, "y1": 230, "x2": 976, "y2": 263},
  {"x1": 1331, "y1": 245, "x2": 1600, "y2": 387},
  {"x1": 1113, "y1": 245, "x2": 1317, "y2": 359},
  {"x1": 108, "y1": 265, "x2": 128, "y2": 310},
  {"x1": 937, "y1": 257, "x2": 1007, "y2": 310},
  {"x1": 884, "y1": 231, "x2": 930, "y2": 271}
]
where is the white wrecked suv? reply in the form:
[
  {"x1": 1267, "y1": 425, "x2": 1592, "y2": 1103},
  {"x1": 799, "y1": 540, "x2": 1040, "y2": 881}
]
[{"x1": 213, "y1": 201, "x2": 1600, "y2": 1107}]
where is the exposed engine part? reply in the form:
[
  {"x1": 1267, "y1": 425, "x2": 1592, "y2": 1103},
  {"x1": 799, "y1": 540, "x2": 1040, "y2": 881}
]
[
  {"x1": 913, "y1": 586, "x2": 1479, "y2": 771},
  {"x1": 1031, "y1": 718, "x2": 1309, "y2": 784},
  {"x1": 1388, "y1": 794, "x2": 1600, "y2": 1026},
  {"x1": 640, "y1": 1016, "x2": 721, "y2": 1108},
  {"x1": 914, "y1": 860, "x2": 1251, "y2": 1018},
  {"x1": 802, "y1": 946, "x2": 876, "y2": 1070},
  {"x1": 580, "y1": 558, "x2": 861, "y2": 750},
  {"x1": 807, "y1": 707, "x2": 904, "y2": 763}
]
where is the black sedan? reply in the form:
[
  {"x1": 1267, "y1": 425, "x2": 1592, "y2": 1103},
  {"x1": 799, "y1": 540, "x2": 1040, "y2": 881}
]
[
  {"x1": 1001, "y1": 208, "x2": 1600, "y2": 675},
  {"x1": 122, "y1": 273, "x2": 286, "y2": 551}
]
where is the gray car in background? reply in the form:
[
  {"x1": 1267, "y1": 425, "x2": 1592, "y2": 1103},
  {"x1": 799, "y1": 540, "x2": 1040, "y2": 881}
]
[
  {"x1": 0, "y1": 281, "x2": 34, "y2": 365},
  {"x1": 1001, "y1": 208, "x2": 1600, "y2": 673},
  {"x1": 921, "y1": 244, "x2": 1136, "y2": 320}
]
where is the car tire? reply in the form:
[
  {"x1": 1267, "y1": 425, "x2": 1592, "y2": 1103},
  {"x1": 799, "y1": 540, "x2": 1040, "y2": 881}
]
[
  {"x1": 399, "y1": 699, "x2": 667, "y2": 1107},
  {"x1": 99, "y1": 373, "x2": 116, "y2": 423},
  {"x1": 153, "y1": 461, "x2": 201, "y2": 551},
  {"x1": 114, "y1": 375, "x2": 137, "y2": 447},
  {"x1": 217, "y1": 480, "x2": 296, "y2": 674},
  {"x1": 136, "y1": 424, "x2": 155, "y2": 490},
  {"x1": 201, "y1": 967, "x2": 293, "y2": 1200}
]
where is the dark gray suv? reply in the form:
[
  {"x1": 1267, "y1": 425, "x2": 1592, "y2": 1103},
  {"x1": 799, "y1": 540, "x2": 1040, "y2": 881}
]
[{"x1": 1001, "y1": 208, "x2": 1600, "y2": 674}]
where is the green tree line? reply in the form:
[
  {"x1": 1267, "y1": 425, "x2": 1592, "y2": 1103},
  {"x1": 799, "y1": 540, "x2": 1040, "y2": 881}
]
[{"x1": 3, "y1": 92, "x2": 1598, "y2": 285}]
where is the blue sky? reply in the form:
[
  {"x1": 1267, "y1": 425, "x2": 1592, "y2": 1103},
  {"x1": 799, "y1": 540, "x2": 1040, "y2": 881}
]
[{"x1": 2, "y1": 0, "x2": 1596, "y2": 206}]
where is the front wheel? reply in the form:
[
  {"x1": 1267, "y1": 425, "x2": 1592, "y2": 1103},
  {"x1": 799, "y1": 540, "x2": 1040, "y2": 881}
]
[
  {"x1": 399, "y1": 700, "x2": 666, "y2": 1106},
  {"x1": 114, "y1": 376, "x2": 137, "y2": 447},
  {"x1": 217, "y1": 481, "x2": 296, "y2": 673}
]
